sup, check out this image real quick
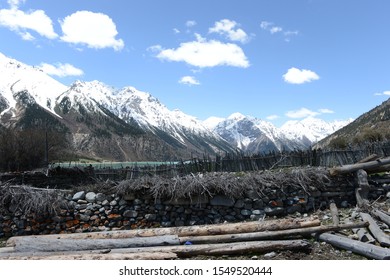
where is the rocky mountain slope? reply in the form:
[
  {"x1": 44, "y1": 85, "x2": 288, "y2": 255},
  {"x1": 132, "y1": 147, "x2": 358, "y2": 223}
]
[{"x1": 316, "y1": 98, "x2": 390, "y2": 148}]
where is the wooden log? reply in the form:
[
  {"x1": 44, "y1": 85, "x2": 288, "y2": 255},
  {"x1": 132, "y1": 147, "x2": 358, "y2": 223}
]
[
  {"x1": 357, "y1": 154, "x2": 380, "y2": 164},
  {"x1": 355, "y1": 169, "x2": 370, "y2": 209},
  {"x1": 0, "y1": 240, "x2": 312, "y2": 259},
  {"x1": 371, "y1": 209, "x2": 390, "y2": 227},
  {"x1": 7, "y1": 218, "x2": 321, "y2": 246},
  {"x1": 0, "y1": 252, "x2": 177, "y2": 260},
  {"x1": 365, "y1": 164, "x2": 390, "y2": 174},
  {"x1": 179, "y1": 222, "x2": 368, "y2": 244},
  {"x1": 317, "y1": 233, "x2": 390, "y2": 260},
  {"x1": 360, "y1": 212, "x2": 390, "y2": 247},
  {"x1": 352, "y1": 228, "x2": 376, "y2": 244},
  {"x1": 345, "y1": 218, "x2": 376, "y2": 244},
  {"x1": 0, "y1": 247, "x2": 14, "y2": 254},
  {"x1": 329, "y1": 202, "x2": 339, "y2": 226},
  {"x1": 11, "y1": 235, "x2": 180, "y2": 253},
  {"x1": 329, "y1": 157, "x2": 390, "y2": 176}
]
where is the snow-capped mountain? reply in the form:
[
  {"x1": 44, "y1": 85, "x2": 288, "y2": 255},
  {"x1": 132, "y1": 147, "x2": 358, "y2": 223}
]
[
  {"x1": 0, "y1": 52, "x2": 233, "y2": 160},
  {"x1": 58, "y1": 80, "x2": 231, "y2": 153},
  {"x1": 204, "y1": 114, "x2": 352, "y2": 153},
  {"x1": 280, "y1": 117, "x2": 353, "y2": 144},
  {"x1": 0, "y1": 51, "x2": 352, "y2": 160},
  {"x1": 0, "y1": 52, "x2": 67, "y2": 119}
]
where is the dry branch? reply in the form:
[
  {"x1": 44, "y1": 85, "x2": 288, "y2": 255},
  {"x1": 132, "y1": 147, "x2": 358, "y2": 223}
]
[
  {"x1": 112, "y1": 167, "x2": 332, "y2": 200},
  {"x1": 0, "y1": 183, "x2": 68, "y2": 215}
]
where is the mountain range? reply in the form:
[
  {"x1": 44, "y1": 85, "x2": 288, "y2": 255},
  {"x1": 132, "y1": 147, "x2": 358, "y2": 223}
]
[{"x1": 0, "y1": 52, "x2": 352, "y2": 161}]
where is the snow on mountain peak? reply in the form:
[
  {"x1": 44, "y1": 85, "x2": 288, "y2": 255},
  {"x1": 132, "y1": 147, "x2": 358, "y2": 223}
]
[
  {"x1": 0, "y1": 52, "x2": 67, "y2": 117},
  {"x1": 228, "y1": 112, "x2": 246, "y2": 120},
  {"x1": 280, "y1": 116, "x2": 353, "y2": 143},
  {"x1": 203, "y1": 116, "x2": 225, "y2": 130}
]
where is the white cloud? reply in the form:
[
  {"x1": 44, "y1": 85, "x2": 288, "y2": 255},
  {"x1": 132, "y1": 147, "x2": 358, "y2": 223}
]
[
  {"x1": 60, "y1": 11, "x2": 124, "y2": 51},
  {"x1": 283, "y1": 67, "x2": 319, "y2": 84},
  {"x1": 260, "y1": 21, "x2": 283, "y2": 34},
  {"x1": 270, "y1": 26, "x2": 283, "y2": 34},
  {"x1": 209, "y1": 19, "x2": 249, "y2": 43},
  {"x1": 318, "y1": 108, "x2": 334, "y2": 114},
  {"x1": 374, "y1": 91, "x2": 390, "y2": 96},
  {"x1": 39, "y1": 62, "x2": 84, "y2": 77},
  {"x1": 20, "y1": 30, "x2": 34, "y2": 40},
  {"x1": 260, "y1": 21, "x2": 273, "y2": 30},
  {"x1": 266, "y1": 114, "x2": 280, "y2": 120},
  {"x1": 7, "y1": 0, "x2": 25, "y2": 9},
  {"x1": 0, "y1": 2, "x2": 58, "y2": 40},
  {"x1": 261, "y1": 21, "x2": 299, "y2": 41},
  {"x1": 173, "y1": 28, "x2": 180, "y2": 34},
  {"x1": 284, "y1": 30, "x2": 299, "y2": 36},
  {"x1": 152, "y1": 34, "x2": 249, "y2": 68},
  {"x1": 178, "y1": 76, "x2": 200, "y2": 86},
  {"x1": 285, "y1": 107, "x2": 335, "y2": 119},
  {"x1": 286, "y1": 108, "x2": 320, "y2": 119},
  {"x1": 186, "y1": 20, "x2": 197, "y2": 27}
]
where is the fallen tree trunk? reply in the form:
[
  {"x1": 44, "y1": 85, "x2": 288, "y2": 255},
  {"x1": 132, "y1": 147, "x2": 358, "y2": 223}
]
[
  {"x1": 0, "y1": 252, "x2": 177, "y2": 260},
  {"x1": 355, "y1": 169, "x2": 370, "y2": 210},
  {"x1": 179, "y1": 222, "x2": 368, "y2": 244},
  {"x1": 0, "y1": 240, "x2": 312, "y2": 259},
  {"x1": 317, "y1": 233, "x2": 390, "y2": 260},
  {"x1": 371, "y1": 209, "x2": 390, "y2": 227},
  {"x1": 329, "y1": 157, "x2": 390, "y2": 176},
  {"x1": 365, "y1": 164, "x2": 390, "y2": 174},
  {"x1": 360, "y1": 212, "x2": 390, "y2": 247},
  {"x1": 11, "y1": 235, "x2": 180, "y2": 253},
  {"x1": 357, "y1": 154, "x2": 380, "y2": 164},
  {"x1": 7, "y1": 218, "x2": 320, "y2": 246}
]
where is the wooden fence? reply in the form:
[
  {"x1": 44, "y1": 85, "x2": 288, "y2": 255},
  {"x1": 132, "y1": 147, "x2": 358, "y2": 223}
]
[{"x1": 90, "y1": 141, "x2": 390, "y2": 181}]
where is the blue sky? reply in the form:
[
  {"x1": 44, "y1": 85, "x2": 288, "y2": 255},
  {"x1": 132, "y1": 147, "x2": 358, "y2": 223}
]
[{"x1": 0, "y1": 0, "x2": 389, "y2": 127}]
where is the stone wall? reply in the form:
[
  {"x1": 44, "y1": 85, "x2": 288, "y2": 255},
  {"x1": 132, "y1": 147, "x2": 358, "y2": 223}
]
[
  {"x1": 1, "y1": 174, "x2": 388, "y2": 238},
  {"x1": 0, "y1": 188, "x2": 355, "y2": 238}
]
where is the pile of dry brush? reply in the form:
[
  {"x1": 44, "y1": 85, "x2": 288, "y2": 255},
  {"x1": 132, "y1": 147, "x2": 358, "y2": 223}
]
[
  {"x1": 0, "y1": 167, "x2": 342, "y2": 215},
  {"x1": 0, "y1": 184, "x2": 69, "y2": 215},
  {"x1": 95, "y1": 166, "x2": 335, "y2": 199}
]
